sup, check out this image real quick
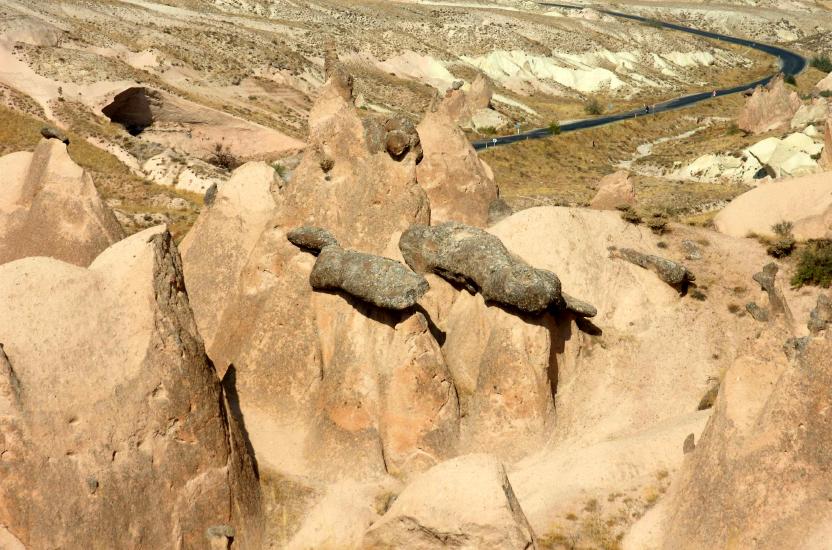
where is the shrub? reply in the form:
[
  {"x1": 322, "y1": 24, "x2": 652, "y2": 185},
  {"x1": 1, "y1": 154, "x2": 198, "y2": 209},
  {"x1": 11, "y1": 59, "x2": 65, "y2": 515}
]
[
  {"x1": 784, "y1": 74, "x2": 797, "y2": 86},
  {"x1": 821, "y1": 90, "x2": 832, "y2": 98},
  {"x1": 585, "y1": 98, "x2": 604, "y2": 116},
  {"x1": 791, "y1": 240, "x2": 832, "y2": 288},
  {"x1": 272, "y1": 162, "x2": 287, "y2": 178},
  {"x1": 207, "y1": 142, "x2": 241, "y2": 171},
  {"x1": 810, "y1": 54, "x2": 832, "y2": 73},
  {"x1": 548, "y1": 121, "x2": 562, "y2": 135},
  {"x1": 646, "y1": 214, "x2": 669, "y2": 235},
  {"x1": 617, "y1": 205, "x2": 641, "y2": 225},
  {"x1": 479, "y1": 126, "x2": 497, "y2": 135},
  {"x1": 766, "y1": 221, "x2": 796, "y2": 258}
]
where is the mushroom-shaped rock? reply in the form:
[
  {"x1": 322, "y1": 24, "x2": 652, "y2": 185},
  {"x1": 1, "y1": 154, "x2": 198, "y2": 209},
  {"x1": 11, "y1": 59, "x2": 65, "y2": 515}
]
[
  {"x1": 0, "y1": 138, "x2": 124, "y2": 266},
  {"x1": 287, "y1": 226, "x2": 339, "y2": 254},
  {"x1": 752, "y1": 262, "x2": 794, "y2": 323},
  {"x1": 399, "y1": 222, "x2": 565, "y2": 313},
  {"x1": 0, "y1": 226, "x2": 262, "y2": 548},
  {"x1": 361, "y1": 454, "x2": 537, "y2": 550},
  {"x1": 610, "y1": 247, "x2": 694, "y2": 293},
  {"x1": 310, "y1": 244, "x2": 429, "y2": 310}
]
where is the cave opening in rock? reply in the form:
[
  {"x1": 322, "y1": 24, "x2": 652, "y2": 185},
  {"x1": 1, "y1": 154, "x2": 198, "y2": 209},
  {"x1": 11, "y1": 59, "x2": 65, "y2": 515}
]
[{"x1": 102, "y1": 87, "x2": 154, "y2": 136}]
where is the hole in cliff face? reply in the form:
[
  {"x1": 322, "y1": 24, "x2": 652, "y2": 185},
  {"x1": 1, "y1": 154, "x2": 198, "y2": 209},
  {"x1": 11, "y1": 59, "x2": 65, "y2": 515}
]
[{"x1": 102, "y1": 87, "x2": 154, "y2": 136}]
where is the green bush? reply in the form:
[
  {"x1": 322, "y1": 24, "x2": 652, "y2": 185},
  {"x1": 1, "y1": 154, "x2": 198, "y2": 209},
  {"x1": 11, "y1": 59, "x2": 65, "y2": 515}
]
[
  {"x1": 766, "y1": 221, "x2": 796, "y2": 258},
  {"x1": 791, "y1": 240, "x2": 832, "y2": 288},
  {"x1": 821, "y1": 90, "x2": 832, "y2": 98},
  {"x1": 548, "y1": 121, "x2": 562, "y2": 135},
  {"x1": 784, "y1": 74, "x2": 797, "y2": 86},
  {"x1": 585, "y1": 98, "x2": 604, "y2": 116},
  {"x1": 811, "y1": 55, "x2": 832, "y2": 73}
]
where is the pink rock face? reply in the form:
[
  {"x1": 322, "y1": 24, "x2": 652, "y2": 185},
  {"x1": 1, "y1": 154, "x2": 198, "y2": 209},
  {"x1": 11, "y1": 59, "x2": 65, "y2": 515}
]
[
  {"x1": 815, "y1": 71, "x2": 832, "y2": 94},
  {"x1": 737, "y1": 76, "x2": 802, "y2": 135},
  {"x1": 416, "y1": 81, "x2": 498, "y2": 227},
  {"x1": 822, "y1": 115, "x2": 832, "y2": 169},
  {"x1": 0, "y1": 227, "x2": 262, "y2": 549},
  {"x1": 0, "y1": 139, "x2": 124, "y2": 266},
  {"x1": 590, "y1": 170, "x2": 636, "y2": 210}
]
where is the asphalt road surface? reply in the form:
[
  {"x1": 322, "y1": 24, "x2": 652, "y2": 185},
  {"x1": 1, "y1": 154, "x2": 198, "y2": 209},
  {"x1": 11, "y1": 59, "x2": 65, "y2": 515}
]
[{"x1": 472, "y1": 3, "x2": 807, "y2": 151}]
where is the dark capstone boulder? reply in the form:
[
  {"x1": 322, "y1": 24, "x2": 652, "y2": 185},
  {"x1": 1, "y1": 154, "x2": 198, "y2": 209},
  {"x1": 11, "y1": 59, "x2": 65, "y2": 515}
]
[
  {"x1": 40, "y1": 126, "x2": 70, "y2": 145},
  {"x1": 310, "y1": 244, "x2": 429, "y2": 310},
  {"x1": 746, "y1": 302, "x2": 770, "y2": 322},
  {"x1": 563, "y1": 293, "x2": 597, "y2": 318},
  {"x1": 287, "y1": 226, "x2": 339, "y2": 254},
  {"x1": 399, "y1": 222, "x2": 566, "y2": 314},
  {"x1": 610, "y1": 247, "x2": 695, "y2": 293},
  {"x1": 752, "y1": 262, "x2": 790, "y2": 319}
]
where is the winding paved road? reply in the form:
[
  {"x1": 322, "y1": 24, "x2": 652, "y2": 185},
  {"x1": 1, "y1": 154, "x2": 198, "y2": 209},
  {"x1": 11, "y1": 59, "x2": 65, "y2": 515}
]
[{"x1": 472, "y1": 3, "x2": 807, "y2": 151}]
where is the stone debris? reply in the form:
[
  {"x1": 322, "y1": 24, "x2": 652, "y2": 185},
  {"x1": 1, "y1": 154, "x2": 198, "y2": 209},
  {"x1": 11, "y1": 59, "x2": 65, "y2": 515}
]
[{"x1": 610, "y1": 247, "x2": 695, "y2": 293}]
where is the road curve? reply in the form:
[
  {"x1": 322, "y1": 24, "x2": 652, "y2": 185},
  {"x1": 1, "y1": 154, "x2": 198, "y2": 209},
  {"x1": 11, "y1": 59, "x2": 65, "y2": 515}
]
[{"x1": 472, "y1": 3, "x2": 807, "y2": 151}]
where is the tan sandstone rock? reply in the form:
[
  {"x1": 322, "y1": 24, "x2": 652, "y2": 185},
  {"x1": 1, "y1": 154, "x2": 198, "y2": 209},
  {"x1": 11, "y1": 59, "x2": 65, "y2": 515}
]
[
  {"x1": 815, "y1": 71, "x2": 832, "y2": 94},
  {"x1": 822, "y1": 114, "x2": 832, "y2": 169},
  {"x1": 590, "y1": 170, "x2": 636, "y2": 210},
  {"x1": 0, "y1": 138, "x2": 124, "y2": 266},
  {"x1": 713, "y1": 172, "x2": 832, "y2": 240},
  {"x1": 626, "y1": 327, "x2": 832, "y2": 550},
  {"x1": 361, "y1": 454, "x2": 537, "y2": 550},
  {"x1": 738, "y1": 76, "x2": 802, "y2": 135},
  {"x1": 0, "y1": 226, "x2": 262, "y2": 549},
  {"x1": 416, "y1": 80, "x2": 498, "y2": 227}
]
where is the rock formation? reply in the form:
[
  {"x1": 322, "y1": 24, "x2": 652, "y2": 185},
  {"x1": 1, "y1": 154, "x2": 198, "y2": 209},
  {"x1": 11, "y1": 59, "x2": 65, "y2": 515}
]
[
  {"x1": 610, "y1": 247, "x2": 695, "y2": 293},
  {"x1": 808, "y1": 293, "x2": 832, "y2": 334},
  {"x1": 416, "y1": 80, "x2": 498, "y2": 227},
  {"x1": 307, "y1": 242, "x2": 429, "y2": 310},
  {"x1": 737, "y1": 75, "x2": 802, "y2": 135},
  {"x1": 0, "y1": 226, "x2": 262, "y2": 548},
  {"x1": 590, "y1": 170, "x2": 636, "y2": 210},
  {"x1": 815, "y1": 71, "x2": 832, "y2": 94},
  {"x1": 790, "y1": 97, "x2": 828, "y2": 129},
  {"x1": 361, "y1": 454, "x2": 537, "y2": 550},
  {"x1": 400, "y1": 222, "x2": 567, "y2": 313},
  {"x1": 0, "y1": 138, "x2": 124, "y2": 266},
  {"x1": 626, "y1": 322, "x2": 832, "y2": 549},
  {"x1": 822, "y1": 114, "x2": 832, "y2": 169},
  {"x1": 713, "y1": 172, "x2": 832, "y2": 240}
]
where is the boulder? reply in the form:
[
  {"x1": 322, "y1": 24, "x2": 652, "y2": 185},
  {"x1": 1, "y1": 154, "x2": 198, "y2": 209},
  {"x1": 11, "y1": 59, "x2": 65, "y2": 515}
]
[
  {"x1": 590, "y1": 170, "x2": 636, "y2": 210},
  {"x1": 287, "y1": 225, "x2": 339, "y2": 253},
  {"x1": 808, "y1": 293, "x2": 832, "y2": 335},
  {"x1": 790, "y1": 97, "x2": 828, "y2": 129},
  {"x1": 625, "y1": 330, "x2": 832, "y2": 550},
  {"x1": 0, "y1": 226, "x2": 262, "y2": 548},
  {"x1": 40, "y1": 126, "x2": 69, "y2": 144},
  {"x1": 814, "y1": 71, "x2": 832, "y2": 94},
  {"x1": 361, "y1": 454, "x2": 537, "y2": 550},
  {"x1": 0, "y1": 139, "x2": 124, "y2": 266},
  {"x1": 416, "y1": 84, "x2": 498, "y2": 227},
  {"x1": 713, "y1": 172, "x2": 832, "y2": 240},
  {"x1": 309, "y1": 244, "x2": 429, "y2": 310},
  {"x1": 609, "y1": 247, "x2": 695, "y2": 293},
  {"x1": 400, "y1": 222, "x2": 566, "y2": 313},
  {"x1": 738, "y1": 76, "x2": 802, "y2": 135}
]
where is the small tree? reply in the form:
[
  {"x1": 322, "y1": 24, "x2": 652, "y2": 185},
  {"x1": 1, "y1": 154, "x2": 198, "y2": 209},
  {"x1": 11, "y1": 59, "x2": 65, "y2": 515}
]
[
  {"x1": 792, "y1": 240, "x2": 832, "y2": 288},
  {"x1": 810, "y1": 55, "x2": 832, "y2": 73},
  {"x1": 584, "y1": 98, "x2": 603, "y2": 116},
  {"x1": 767, "y1": 221, "x2": 795, "y2": 258},
  {"x1": 548, "y1": 121, "x2": 562, "y2": 135}
]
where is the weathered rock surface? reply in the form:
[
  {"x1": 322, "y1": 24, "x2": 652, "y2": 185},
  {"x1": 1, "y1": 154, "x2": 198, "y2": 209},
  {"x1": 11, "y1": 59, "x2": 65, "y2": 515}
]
[
  {"x1": 287, "y1": 225, "x2": 339, "y2": 253},
  {"x1": 416, "y1": 83, "x2": 498, "y2": 227},
  {"x1": 0, "y1": 139, "x2": 124, "y2": 266},
  {"x1": 815, "y1": 71, "x2": 832, "y2": 94},
  {"x1": 0, "y1": 226, "x2": 262, "y2": 548},
  {"x1": 626, "y1": 328, "x2": 832, "y2": 550},
  {"x1": 309, "y1": 244, "x2": 429, "y2": 310},
  {"x1": 790, "y1": 97, "x2": 828, "y2": 129},
  {"x1": 610, "y1": 247, "x2": 695, "y2": 292},
  {"x1": 362, "y1": 454, "x2": 537, "y2": 550},
  {"x1": 808, "y1": 293, "x2": 832, "y2": 334},
  {"x1": 713, "y1": 172, "x2": 832, "y2": 240},
  {"x1": 400, "y1": 222, "x2": 566, "y2": 313},
  {"x1": 822, "y1": 115, "x2": 832, "y2": 169},
  {"x1": 738, "y1": 76, "x2": 802, "y2": 135},
  {"x1": 40, "y1": 125, "x2": 69, "y2": 144},
  {"x1": 590, "y1": 170, "x2": 636, "y2": 210}
]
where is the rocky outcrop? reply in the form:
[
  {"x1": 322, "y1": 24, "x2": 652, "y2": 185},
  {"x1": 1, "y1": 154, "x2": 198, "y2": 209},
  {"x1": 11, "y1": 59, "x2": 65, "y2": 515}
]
[
  {"x1": 0, "y1": 138, "x2": 124, "y2": 266},
  {"x1": 40, "y1": 125, "x2": 69, "y2": 144},
  {"x1": 738, "y1": 76, "x2": 802, "y2": 135},
  {"x1": 790, "y1": 97, "x2": 828, "y2": 129},
  {"x1": 808, "y1": 293, "x2": 832, "y2": 334},
  {"x1": 822, "y1": 115, "x2": 832, "y2": 169},
  {"x1": 590, "y1": 170, "x2": 636, "y2": 210},
  {"x1": 815, "y1": 71, "x2": 832, "y2": 94},
  {"x1": 610, "y1": 247, "x2": 695, "y2": 293},
  {"x1": 626, "y1": 327, "x2": 832, "y2": 550},
  {"x1": 400, "y1": 222, "x2": 566, "y2": 313},
  {"x1": 361, "y1": 454, "x2": 537, "y2": 550},
  {"x1": 287, "y1": 225, "x2": 339, "y2": 253},
  {"x1": 713, "y1": 172, "x2": 832, "y2": 240},
  {"x1": 308, "y1": 244, "x2": 429, "y2": 310},
  {"x1": 416, "y1": 84, "x2": 498, "y2": 227},
  {"x1": 0, "y1": 226, "x2": 262, "y2": 548}
]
